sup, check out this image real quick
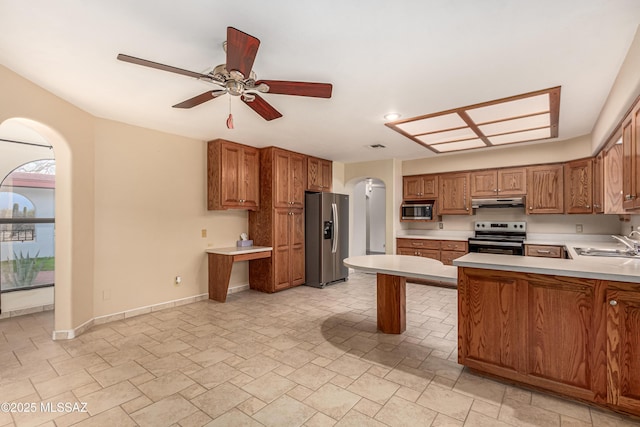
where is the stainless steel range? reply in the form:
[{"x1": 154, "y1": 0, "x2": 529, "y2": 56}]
[{"x1": 468, "y1": 221, "x2": 527, "y2": 256}]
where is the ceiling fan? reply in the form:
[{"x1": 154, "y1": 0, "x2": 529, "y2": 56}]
[{"x1": 117, "y1": 27, "x2": 333, "y2": 121}]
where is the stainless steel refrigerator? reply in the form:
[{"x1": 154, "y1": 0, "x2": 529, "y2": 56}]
[{"x1": 305, "y1": 192, "x2": 349, "y2": 288}]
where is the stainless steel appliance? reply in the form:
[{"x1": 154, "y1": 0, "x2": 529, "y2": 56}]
[
  {"x1": 468, "y1": 221, "x2": 527, "y2": 255},
  {"x1": 305, "y1": 192, "x2": 349, "y2": 288},
  {"x1": 401, "y1": 203, "x2": 434, "y2": 220},
  {"x1": 471, "y1": 197, "x2": 525, "y2": 209}
]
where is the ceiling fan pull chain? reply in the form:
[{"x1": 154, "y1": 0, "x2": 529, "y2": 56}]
[{"x1": 226, "y1": 96, "x2": 234, "y2": 129}]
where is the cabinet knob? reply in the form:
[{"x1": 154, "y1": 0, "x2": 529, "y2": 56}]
[
  {"x1": 586, "y1": 205, "x2": 590, "y2": 209},
  {"x1": 610, "y1": 300, "x2": 618, "y2": 306},
  {"x1": 529, "y1": 207, "x2": 533, "y2": 210}
]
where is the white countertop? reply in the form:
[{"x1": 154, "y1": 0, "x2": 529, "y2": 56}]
[
  {"x1": 344, "y1": 255, "x2": 457, "y2": 284},
  {"x1": 454, "y1": 249, "x2": 640, "y2": 283},
  {"x1": 205, "y1": 246, "x2": 273, "y2": 256},
  {"x1": 396, "y1": 230, "x2": 474, "y2": 241}
]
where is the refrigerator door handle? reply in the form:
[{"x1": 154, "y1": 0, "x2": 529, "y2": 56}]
[{"x1": 331, "y1": 202, "x2": 338, "y2": 254}]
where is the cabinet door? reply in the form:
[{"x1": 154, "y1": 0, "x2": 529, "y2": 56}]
[
  {"x1": 273, "y1": 209, "x2": 291, "y2": 290},
  {"x1": 274, "y1": 150, "x2": 291, "y2": 208},
  {"x1": 526, "y1": 278, "x2": 598, "y2": 393},
  {"x1": 422, "y1": 175, "x2": 438, "y2": 198},
  {"x1": 458, "y1": 268, "x2": 524, "y2": 374},
  {"x1": 593, "y1": 151, "x2": 604, "y2": 214},
  {"x1": 470, "y1": 170, "x2": 497, "y2": 197},
  {"x1": 220, "y1": 142, "x2": 243, "y2": 207},
  {"x1": 526, "y1": 164, "x2": 564, "y2": 214},
  {"x1": 498, "y1": 167, "x2": 527, "y2": 196},
  {"x1": 440, "y1": 250, "x2": 465, "y2": 266},
  {"x1": 564, "y1": 158, "x2": 593, "y2": 214},
  {"x1": 633, "y1": 103, "x2": 640, "y2": 209},
  {"x1": 438, "y1": 172, "x2": 471, "y2": 215},
  {"x1": 290, "y1": 153, "x2": 306, "y2": 209},
  {"x1": 307, "y1": 157, "x2": 322, "y2": 191},
  {"x1": 622, "y1": 114, "x2": 635, "y2": 210},
  {"x1": 242, "y1": 147, "x2": 260, "y2": 210},
  {"x1": 604, "y1": 144, "x2": 625, "y2": 214},
  {"x1": 607, "y1": 289, "x2": 640, "y2": 413},
  {"x1": 403, "y1": 176, "x2": 424, "y2": 200},
  {"x1": 320, "y1": 160, "x2": 332, "y2": 192},
  {"x1": 290, "y1": 209, "x2": 305, "y2": 286}
]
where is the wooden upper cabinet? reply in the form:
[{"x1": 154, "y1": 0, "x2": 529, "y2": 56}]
[
  {"x1": 497, "y1": 167, "x2": 527, "y2": 196},
  {"x1": 403, "y1": 174, "x2": 438, "y2": 200},
  {"x1": 622, "y1": 114, "x2": 634, "y2": 209},
  {"x1": 564, "y1": 158, "x2": 593, "y2": 214},
  {"x1": 307, "y1": 156, "x2": 332, "y2": 192},
  {"x1": 470, "y1": 170, "x2": 497, "y2": 197},
  {"x1": 207, "y1": 139, "x2": 259, "y2": 210},
  {"x1": 273, "y1": 148, "x2": 306, "y2": 209},
  {"x1": 471, "y1": 167, "x2": 526, "y2": 197},
  {"x1": 526, "y1": 164, "x2": 564, "y2": 214},
  {"x1": 593, "y1": 151, "x2": 605, "y2": 214},
  {"x1": 603, "y1": 144, "x2": 625, "y2": 214},
  {"x1": 607, "y1": 288, "x2": 640, "y2": 414},
  {"x1": 438, "y1": 172, "x2": 470, "y2": 215}
]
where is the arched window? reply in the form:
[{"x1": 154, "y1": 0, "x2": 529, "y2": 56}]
[{"x1": 0, "y1": 159, "x2": 55, "y2": 292}]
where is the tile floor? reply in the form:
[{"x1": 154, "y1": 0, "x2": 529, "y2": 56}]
[{"x1": 1, "y1": 272, "x2": 639, "y2": 427}]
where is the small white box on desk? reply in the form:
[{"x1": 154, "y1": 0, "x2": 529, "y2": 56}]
[{"x1": 237, "y1": 240, "x2": 253, "y2": 247}]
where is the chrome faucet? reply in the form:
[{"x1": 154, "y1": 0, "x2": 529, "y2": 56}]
[
  {"x1": 628, "y1": 230, "x2": 640, "y2": 239},
  {"x1": 611, "y1": 235, "x2": 640, "y2": 255}
]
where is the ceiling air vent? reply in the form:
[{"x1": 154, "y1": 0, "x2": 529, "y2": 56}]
[{"x1": 369, "y1": 144, "x2": 386, "y2": 149}]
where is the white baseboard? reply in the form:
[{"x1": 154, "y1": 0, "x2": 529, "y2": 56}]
[{"x1": 51, "y1": 292, "x2": 211, "y2": 340}]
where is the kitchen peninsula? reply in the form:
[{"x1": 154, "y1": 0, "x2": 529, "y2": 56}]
[{"x1": 454, "y1": 251, "x2": 640, "y2": 417}]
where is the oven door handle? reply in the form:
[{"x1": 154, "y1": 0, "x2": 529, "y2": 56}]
[{"x1": 468, "y1": 240, "x2": 524, "y2": 247}]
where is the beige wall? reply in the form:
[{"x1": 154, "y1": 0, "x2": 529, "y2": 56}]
[
  {"x1": 402, "y1": 134, "x2": 592, "y2": 176},
  {"x1": 1, "y1": 65, "x2": 248, "y2": 333},
  {"x1": 93, "y1": 120, "x2": 248, "y2": 317},
  {"x1": 1, "y1": 65, "x2": 94, "y2": 331},
  {"x1": 592, "y1": 25, "x2": 640, "y2": 152}
]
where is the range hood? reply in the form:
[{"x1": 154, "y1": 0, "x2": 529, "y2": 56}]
[{"x1": 471, "y1": 197, "x2": 525, "y2": 208}]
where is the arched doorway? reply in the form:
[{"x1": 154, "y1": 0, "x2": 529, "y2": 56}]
[
  {"x1": 352, "y1": 178, "x2": 386, "y2": 256},
  {"x1": 0, "y1": 118, "x2": 70, "y2": 336},
  {"x1": 0, "y1": 159, "x2": 55, "y2": 315}
]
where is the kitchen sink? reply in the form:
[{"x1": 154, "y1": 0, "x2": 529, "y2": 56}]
[{"x1": 573, "y1": 247, "x2": 640, "y2": 259}]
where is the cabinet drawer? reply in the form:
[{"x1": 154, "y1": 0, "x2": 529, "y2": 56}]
[
  {"x1": 396, "y1": 238, "x2": 440, "y2": 250},
  {"x1": 440, "y1": 240, "x2": 468, "y2": 252},
  {"x1": 525, "y1": 245, "x2": 563, "y2": 258},
  {"x1": 440, "y1": 250, "x2": 466, "y2": 265}
]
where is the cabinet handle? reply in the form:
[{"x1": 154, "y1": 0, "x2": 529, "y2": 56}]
[
  {"x1": 610, "y1": 300, "x2": 618, "y2": 306},
  {"x1": 529, "y1": 206, "x2": 533, "y2": 210},
  {"x1": 536, "y1": 250, "x2": 551, "y2": 254},
  {"x1": 586, "y1": 205, "x2": 590, "y2": 209}
]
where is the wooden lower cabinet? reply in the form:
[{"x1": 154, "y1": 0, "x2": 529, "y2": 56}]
[
  {"x1": 396, "y1": 238, "x2": 467, "y2": 265},
  {"x1": 606, "y1": 288, "x2": 640, "y2": 414},
  {"x1": 458, "y1": 267, "x2": 640, "y2": 415}
]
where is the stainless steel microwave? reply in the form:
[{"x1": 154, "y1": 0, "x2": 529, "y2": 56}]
[{"x1": 401, "y1": 203, "x2": 433, "y2": 220}]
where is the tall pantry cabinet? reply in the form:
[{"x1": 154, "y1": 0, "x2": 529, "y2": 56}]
[{"x1": 249, "y1": 147, "x2": 306, "y2": 292}]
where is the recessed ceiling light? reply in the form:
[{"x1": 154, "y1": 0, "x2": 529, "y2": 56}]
[{"x1": 384, "y1": 113, "x2": 401, "y2": 121}]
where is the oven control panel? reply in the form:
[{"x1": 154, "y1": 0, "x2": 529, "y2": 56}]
[{"x1": 474, "y1": 221, "x2": 526, "y2": 232}]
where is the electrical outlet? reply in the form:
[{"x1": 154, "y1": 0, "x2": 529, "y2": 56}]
[
  {"x1": 438, "y1": 222, "x2": 444, "y2": 229},
  {"x1": 201, "y1": 229, "x2": 207, "y2": 238},
  {"x1": 576, "y1": 224, "x2": 583, "y2": 233},
  {"x1": 175, "y1": 276, "x2": 182, "y2": 285}
]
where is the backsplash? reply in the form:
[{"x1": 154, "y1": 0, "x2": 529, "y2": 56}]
[{"x1": 402, "y1": 207, "x2": 623, "y2": 235}]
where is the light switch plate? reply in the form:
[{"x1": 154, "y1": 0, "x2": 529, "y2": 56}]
[{"x1": 576, "y1": 224, "x2": 583, "y2": 233}]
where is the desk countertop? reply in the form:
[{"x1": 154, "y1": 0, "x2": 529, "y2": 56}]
[
  {"x1": 205, "y1": 246, "x2": 273, "y2": 256},
  {"x1": 344, "y1": 254, "x2": 457, "y2": 284}
]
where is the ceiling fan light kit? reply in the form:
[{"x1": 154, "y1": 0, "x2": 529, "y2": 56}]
[{"x1": 117, "y1": 27, "x2": 332, "y2": 124}]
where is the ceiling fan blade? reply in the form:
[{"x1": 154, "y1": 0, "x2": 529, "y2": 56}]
[
  {"x1": 226, "y1": 27, "x2": 260, "y2": 78},
  {"x1": 242, "y1": 93, "x2": 282, "y2": 121},
  {"x1": 256, "y1": 80, "x2": 333, "y2": 98},
  {"x1": 117, "y1": 54, "x2": 206, "y2": 79},
  {"x1": 172, "y1": 91, "x2": 226, "y2": 109}
]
